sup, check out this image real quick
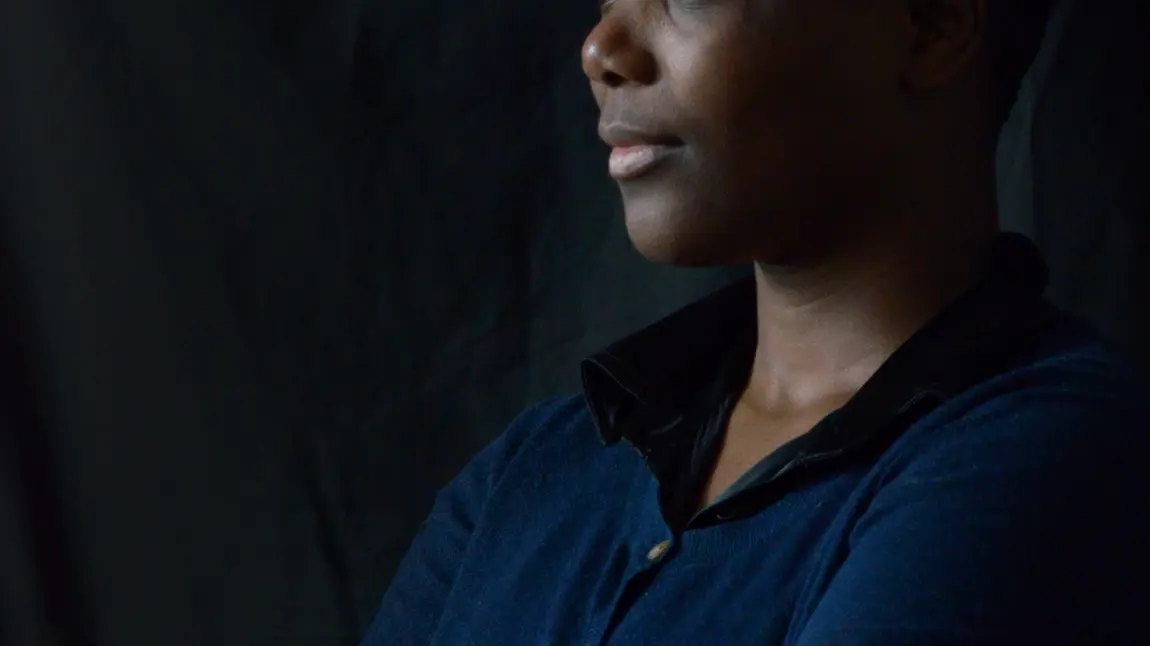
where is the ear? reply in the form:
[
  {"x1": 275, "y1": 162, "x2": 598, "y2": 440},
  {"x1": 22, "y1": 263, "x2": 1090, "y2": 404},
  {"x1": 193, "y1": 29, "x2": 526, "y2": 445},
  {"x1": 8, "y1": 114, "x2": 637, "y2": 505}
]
[{"x1": 901, "y1": 0, "x2": 987, "y2": 90}]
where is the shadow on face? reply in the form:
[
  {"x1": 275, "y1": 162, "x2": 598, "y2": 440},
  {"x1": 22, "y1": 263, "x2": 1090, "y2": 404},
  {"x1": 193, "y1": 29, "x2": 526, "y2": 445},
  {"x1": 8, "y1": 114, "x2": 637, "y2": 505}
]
[{"x1": 581, "y1": 0, "x2": 990, "y2": 268}]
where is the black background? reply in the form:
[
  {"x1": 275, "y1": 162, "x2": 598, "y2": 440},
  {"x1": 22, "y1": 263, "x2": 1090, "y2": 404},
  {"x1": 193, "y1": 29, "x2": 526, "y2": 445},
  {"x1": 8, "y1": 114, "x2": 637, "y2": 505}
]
[{"x1": 1, "y1": 0, "x2": 1146, "y2": 644}]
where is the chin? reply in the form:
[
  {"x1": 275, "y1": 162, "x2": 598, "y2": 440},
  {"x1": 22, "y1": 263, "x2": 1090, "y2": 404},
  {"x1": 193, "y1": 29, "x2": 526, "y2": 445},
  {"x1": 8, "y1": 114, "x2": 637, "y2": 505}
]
[
  {"x1": 622, "y1": 203, "x2": 746, "y2": 268},
  {"x1": 629, "y1": 236, "x2": 705, "y2": 266}
]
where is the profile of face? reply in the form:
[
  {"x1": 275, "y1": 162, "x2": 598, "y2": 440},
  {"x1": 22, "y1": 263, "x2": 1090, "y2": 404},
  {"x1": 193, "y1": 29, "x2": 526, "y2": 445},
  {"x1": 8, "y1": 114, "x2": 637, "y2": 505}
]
[{"x1": 582, "y1": 1, "x2": 932, "y2": 267}]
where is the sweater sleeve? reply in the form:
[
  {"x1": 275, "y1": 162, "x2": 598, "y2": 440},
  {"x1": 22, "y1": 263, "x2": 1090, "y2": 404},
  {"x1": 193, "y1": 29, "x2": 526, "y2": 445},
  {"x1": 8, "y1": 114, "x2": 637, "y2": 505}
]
[
  {"x1": 793, "y1": 383, "x2": 1150, "y2": 646},
  {"x1": 358, "y1": 396, "x2": 578, "y2": 646}
]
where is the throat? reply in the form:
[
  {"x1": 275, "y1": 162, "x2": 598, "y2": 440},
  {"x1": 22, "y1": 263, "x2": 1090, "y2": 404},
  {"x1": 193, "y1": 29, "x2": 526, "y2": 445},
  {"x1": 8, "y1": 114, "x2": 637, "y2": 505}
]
[{"x1": 695, "y1": 393, "x2": 844, "y2": 511}]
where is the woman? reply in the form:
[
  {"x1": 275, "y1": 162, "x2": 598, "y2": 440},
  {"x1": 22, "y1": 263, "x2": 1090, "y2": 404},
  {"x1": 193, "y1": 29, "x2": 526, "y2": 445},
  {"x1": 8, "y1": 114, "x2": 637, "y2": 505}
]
[{"x1": 363, "y1": 0, "x2": 1148, "y2": 643}]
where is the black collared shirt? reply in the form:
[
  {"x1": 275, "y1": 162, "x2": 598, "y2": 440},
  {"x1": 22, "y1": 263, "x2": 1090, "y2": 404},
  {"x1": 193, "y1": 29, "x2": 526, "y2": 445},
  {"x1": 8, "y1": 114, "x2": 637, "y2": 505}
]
[{"x1": 582, "y1": 232, "x2": 1058, "y2": 531}]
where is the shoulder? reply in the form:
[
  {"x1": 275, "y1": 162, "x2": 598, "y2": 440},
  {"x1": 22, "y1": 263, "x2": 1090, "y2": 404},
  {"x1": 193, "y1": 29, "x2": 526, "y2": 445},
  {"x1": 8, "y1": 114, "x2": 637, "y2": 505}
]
[
  {"x1": 883, "y1": 324, "x2": 1149, "y2": 506},
  {"x1": 805, "y1": 332, "x2": 1150, "y2": 643},
  {"x1": 922, "y1": 327, "x2": 1144, "y2": 444},
  {"x1": 475, "y1": 393, "x2": 598, "y2": 478},
  {"x1": 500, "y1": 393, "x2": 591, "y2": 447}
]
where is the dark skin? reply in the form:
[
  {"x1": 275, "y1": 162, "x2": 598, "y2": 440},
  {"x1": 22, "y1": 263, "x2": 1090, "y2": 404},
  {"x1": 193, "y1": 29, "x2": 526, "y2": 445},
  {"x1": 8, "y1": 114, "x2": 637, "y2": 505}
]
[{"x1": 582, "y1": 0, "x2": 1004, "y2": 503}]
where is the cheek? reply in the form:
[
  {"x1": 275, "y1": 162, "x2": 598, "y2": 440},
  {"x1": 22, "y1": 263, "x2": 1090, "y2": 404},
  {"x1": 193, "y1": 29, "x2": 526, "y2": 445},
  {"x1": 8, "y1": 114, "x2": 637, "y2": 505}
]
[
  {"x1": 689, "y1": 44, "x2": 894, "y2": 202},
  {"x1": 590, "y1": 82, "x2": 605, "y2": 109}
]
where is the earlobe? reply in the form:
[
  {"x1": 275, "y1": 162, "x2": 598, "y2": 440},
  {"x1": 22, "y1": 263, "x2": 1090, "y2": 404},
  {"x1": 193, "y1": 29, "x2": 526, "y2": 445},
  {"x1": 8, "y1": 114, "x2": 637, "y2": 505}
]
[{"x1": 901, "y1": 0, "x2": 986, "y2": 90}]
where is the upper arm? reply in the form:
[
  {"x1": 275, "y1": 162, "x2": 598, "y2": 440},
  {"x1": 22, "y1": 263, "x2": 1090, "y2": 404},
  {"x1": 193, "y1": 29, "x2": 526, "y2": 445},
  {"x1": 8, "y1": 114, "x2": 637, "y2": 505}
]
[
  {"x1": 794, "y1": 387, "x2": 1150, "y2": 646},
  {"x1": 358, "y1": 396, "x2": 581, "y2": 646}
]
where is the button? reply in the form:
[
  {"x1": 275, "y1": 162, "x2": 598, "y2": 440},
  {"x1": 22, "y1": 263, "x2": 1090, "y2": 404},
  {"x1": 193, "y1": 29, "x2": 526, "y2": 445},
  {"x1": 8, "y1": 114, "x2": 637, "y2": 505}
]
[{"x1": 646, "y1": 540, "x2": 671, "y2": 563}]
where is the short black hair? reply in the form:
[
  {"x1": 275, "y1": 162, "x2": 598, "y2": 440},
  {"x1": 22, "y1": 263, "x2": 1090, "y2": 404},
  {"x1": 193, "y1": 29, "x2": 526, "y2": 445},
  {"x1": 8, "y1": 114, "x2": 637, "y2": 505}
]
[{"x1": 985, "y1": 0, "x2": 1058, "y2": 130}]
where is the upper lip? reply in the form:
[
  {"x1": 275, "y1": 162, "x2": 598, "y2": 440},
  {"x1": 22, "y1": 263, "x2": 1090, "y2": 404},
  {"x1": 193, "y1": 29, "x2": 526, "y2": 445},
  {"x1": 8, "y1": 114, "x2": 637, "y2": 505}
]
[{"x1": 597, "y1": 122, "x2": 683, "y2": 148}]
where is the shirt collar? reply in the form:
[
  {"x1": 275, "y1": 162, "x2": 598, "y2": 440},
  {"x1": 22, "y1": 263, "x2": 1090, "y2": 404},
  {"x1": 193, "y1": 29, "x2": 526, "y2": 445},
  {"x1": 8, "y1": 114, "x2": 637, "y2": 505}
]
[{"x1": 581, "y1": 232, "x2": 1051, "y2": 446}]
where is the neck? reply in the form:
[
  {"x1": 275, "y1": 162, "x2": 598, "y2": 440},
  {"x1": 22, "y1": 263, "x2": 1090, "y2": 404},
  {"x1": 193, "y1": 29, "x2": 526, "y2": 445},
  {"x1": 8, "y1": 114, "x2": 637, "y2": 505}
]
[{"x1": 746, "y1": 184, "x2": 999, "y2": 412}]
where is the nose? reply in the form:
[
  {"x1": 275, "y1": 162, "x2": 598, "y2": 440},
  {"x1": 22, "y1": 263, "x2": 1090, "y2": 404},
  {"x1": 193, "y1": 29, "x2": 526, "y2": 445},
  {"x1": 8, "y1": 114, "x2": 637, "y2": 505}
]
[{"x1": 581, "y1": 12, "x2": 657, "y2": 88}]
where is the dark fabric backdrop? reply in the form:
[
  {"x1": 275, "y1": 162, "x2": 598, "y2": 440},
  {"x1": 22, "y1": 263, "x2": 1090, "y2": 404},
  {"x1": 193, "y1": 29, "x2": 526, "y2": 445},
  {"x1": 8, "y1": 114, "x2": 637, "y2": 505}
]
[{"x1": 1, "y1": 0, "x2": 1146, "y2": 644}]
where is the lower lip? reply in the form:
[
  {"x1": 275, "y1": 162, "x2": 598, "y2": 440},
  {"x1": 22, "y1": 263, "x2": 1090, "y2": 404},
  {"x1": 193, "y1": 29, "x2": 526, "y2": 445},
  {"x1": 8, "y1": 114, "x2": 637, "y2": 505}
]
[{"x1": 608, "y1": 145, "x2": 679, "y2": 180}]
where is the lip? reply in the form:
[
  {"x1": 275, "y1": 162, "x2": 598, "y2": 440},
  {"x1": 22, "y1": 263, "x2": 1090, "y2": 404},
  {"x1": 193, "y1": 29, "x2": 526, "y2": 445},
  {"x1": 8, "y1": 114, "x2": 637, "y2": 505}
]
[
  {"x1": 608, "y1": 145, "x2": 679, "y2": 180},
  {"x1": 598, "y1": 123, "x2": 683, "y2": 180},
  {"x1": 598, "y1": 122, "x2": 682, "y2": 148}
]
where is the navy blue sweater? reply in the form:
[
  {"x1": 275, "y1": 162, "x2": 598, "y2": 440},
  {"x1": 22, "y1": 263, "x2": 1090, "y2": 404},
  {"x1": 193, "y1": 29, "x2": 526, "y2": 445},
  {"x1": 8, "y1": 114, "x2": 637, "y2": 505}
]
[{"x1": 362, "y1": 241, "x2": 1149, "y2": 645}]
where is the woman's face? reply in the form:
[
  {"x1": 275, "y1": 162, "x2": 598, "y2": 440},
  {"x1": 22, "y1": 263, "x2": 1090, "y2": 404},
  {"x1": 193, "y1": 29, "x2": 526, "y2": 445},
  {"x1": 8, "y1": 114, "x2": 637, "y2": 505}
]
[{"x1": 582, "y1": 0, "x2": 914, "y2": 267}]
